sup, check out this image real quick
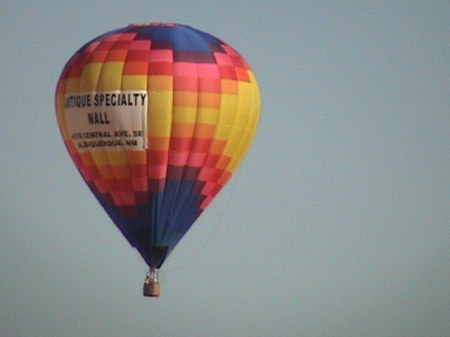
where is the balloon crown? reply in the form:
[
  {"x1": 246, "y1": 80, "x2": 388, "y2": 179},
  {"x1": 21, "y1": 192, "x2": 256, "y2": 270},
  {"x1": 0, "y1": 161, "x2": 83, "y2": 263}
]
[{"x1": 128, "y1": 22, "x2": 178, "y2": 27}]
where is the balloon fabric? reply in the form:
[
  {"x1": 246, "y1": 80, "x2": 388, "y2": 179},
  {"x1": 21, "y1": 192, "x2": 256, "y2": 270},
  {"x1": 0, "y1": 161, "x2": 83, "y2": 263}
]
[{"x1": 55, "y1": 23, "x2": 260, "y2": 274}]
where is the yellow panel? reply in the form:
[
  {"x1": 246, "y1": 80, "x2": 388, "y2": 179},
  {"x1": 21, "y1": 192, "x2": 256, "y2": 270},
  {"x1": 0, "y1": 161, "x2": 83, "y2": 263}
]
[
  {"x1": 147, "y1": 90, "x2": 173, "y2": 137},
  {"x1": 147, "y1": 122, "x2": 172, "y2": 137},
  {"x1": 222, "y1": 128, "x2": 247, "y2": 157},
  {"x1": 237, "y1": 81, "x2": 252, "y2": 111},
  {"x1": 214, "y1": 125, "x2": 232, "y2": 141},
  {"x1": 96, "y1": 62, "x2": 125, "y2": 91},
  {"x1": 231, "y1": 114, "x2": 258, "y2": 170},
  {"x1": 221, "y1": 81, "x2": 252, "y2": 157},
  {"x1": 248, "y1": 72, "x2": 261, "y2": 108},
  {"x1": 91, "y1": 150, "x2": 112, "y2": 166},
  {"x1": 122, "y1": 75, "x2": 148, "y2": 90},
  {"x1": 219, "y1": 94, "x2": 239, "y2": 114},
  {"x1": 79, "y1": 63, "x2": 103, "y2": 91},
  {"x1": 225, "y1": 76, "x2": 260, "y2": 172},
  {"x1": 106, "y1": 151, "x2": 127, "y2": 165},
  {"x1": 214, "y1": 93, "x2": 238, "y2": 141},
  {"x1": 197, "y1": 107, "x2": 219, "y2": 124},
  {"x1": 172, "y1": 106, "x2": 197, "y2": 123}
]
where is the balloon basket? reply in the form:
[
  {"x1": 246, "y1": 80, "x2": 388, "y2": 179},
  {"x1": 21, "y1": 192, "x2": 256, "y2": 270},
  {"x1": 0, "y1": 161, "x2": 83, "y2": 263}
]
[{"x1": 143, "y1": 269, "x2": 160, "y2": 297}]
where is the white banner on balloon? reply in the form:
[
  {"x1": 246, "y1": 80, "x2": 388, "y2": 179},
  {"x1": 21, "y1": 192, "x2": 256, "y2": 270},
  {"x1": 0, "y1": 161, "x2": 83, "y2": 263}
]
[{"x1": 64, "y1": 91, "x2": 148, "y2": 152}]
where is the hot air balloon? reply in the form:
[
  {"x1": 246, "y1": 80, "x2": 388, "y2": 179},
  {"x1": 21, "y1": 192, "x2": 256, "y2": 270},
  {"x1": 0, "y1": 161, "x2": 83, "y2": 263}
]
[{"x1": 55, "y1": 23, "x2": 260, "y2": 297}]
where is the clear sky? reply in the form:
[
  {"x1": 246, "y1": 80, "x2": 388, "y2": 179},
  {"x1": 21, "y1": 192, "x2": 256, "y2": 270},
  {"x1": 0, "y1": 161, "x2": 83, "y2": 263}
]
[{"x1": 1, "y1": 1, "x2": 449, "y2": 337}]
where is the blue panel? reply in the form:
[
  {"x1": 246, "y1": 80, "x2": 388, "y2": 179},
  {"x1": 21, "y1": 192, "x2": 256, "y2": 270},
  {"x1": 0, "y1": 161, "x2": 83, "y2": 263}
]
[{"x1": 146, "y1": 26, "x2": 211, "y2": 52}]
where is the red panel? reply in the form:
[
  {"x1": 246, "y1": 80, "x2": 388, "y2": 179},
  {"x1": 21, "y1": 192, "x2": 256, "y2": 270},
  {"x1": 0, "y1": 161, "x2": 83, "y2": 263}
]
[
  {"x1": 126, "y1": 49, "x2": 151, "y2": 62},
  {"x1": 168, "y1": 150, "x2": 189, "y2": 165},
  {"x1": 170, "y1": 137, "x2": 192, "y2": 151},
  {"x1": 148, "y1": 62, "x2": 173, "y2": 76},
  {"x1": 218, "y1": 65, "x2": 237, "y2": 80},
  {"x1": 129, "y1": 164, "x2": 147, "y2": 177},
  {"x1": 148, "y1": 164, "x2": 168, "y2": 179},
  {"x1": 198, "y1": 78, "x2": 221, "y2": 93},
  {"x1": 123, "y1": 61, "x2": 148, "y2": 75},
  {"x1": 148, "y1": 151, "x2": 168, "y2": 165},
  {"x1": 174, "y1": 77, "x2": 198, "y2": 92}
]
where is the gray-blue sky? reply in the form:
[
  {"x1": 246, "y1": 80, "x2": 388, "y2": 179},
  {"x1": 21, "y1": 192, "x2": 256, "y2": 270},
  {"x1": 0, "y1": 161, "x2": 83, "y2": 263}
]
[{"x1": 1, "y1": 1, "x2": 449, "y2": 337}]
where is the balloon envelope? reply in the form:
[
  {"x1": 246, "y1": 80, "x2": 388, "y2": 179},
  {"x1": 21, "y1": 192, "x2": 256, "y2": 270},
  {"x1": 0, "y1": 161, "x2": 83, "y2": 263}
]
[{"x1": 55, "y1": 23, "x2": 260, "y2": 269}]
